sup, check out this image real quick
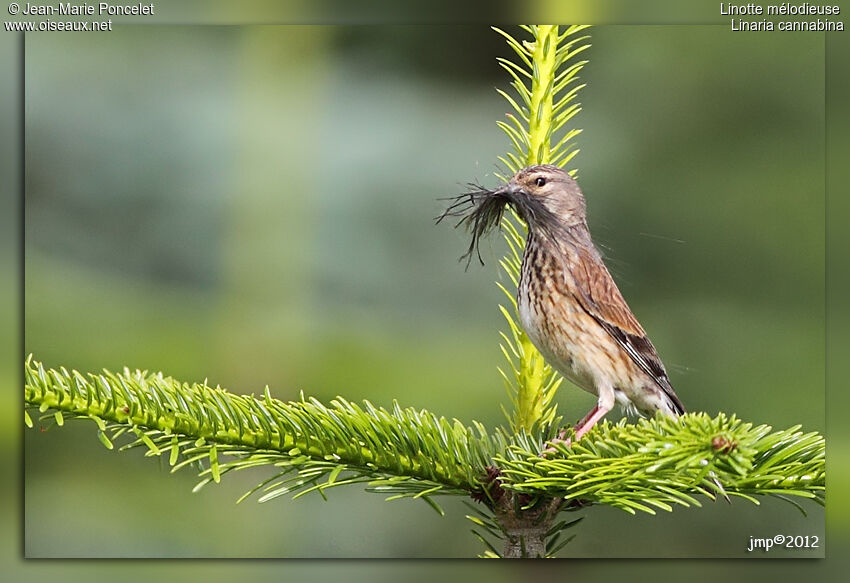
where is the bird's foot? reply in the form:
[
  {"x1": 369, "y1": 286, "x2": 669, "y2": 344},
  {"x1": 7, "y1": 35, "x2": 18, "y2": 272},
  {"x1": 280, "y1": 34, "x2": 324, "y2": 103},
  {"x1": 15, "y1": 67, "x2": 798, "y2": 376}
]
[{"x1": 541, "y1": 427, "x2": 571, "y2": 457}]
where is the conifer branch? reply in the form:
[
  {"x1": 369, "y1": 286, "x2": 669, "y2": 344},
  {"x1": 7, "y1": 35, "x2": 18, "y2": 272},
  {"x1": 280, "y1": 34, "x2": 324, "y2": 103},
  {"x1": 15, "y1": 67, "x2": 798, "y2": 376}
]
[
  {"x1": 25, "y1": 356, "x2": 824, "y2": 516},
  {"x1": 24, "y1": 355, "x2": 506, "y2": 512},
  {"x1": 497, "y1": 414, "x2": 824, "y2": 514}
]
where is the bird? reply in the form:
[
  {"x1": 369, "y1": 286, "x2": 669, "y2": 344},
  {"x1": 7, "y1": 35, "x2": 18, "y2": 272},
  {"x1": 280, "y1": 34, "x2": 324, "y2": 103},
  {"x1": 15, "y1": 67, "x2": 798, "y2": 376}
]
[{"x1": 439, "y1": 164, "x2": 685, "y2": 443}]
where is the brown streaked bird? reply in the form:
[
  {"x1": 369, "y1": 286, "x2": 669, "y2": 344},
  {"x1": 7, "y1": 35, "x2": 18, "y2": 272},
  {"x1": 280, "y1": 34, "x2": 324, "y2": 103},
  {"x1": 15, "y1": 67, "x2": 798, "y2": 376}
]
[{"x1": 439, "y1": 164, "x2": 685, "y2": 443}]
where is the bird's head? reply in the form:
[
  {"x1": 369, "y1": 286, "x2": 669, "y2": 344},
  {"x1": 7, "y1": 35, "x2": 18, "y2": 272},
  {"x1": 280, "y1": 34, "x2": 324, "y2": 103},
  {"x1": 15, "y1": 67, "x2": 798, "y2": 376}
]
[
  {"x1": 438, "y1": 164, "x2": 586, "y2": 265},
  {"x1": 507, "y1": 165, "x2": 586, "y2": 225}
]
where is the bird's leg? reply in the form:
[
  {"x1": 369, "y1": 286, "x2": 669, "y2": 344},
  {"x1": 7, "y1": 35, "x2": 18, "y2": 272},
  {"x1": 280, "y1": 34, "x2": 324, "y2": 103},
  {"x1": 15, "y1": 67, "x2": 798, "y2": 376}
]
[
  {"x1": 573, "y1": 386, "x2": 615, "y2": 441},
  {"x1": 541, "y1": 426, "x2": 572, "y2": 455},
  {"x1": 574, "y1": 405, "x2": 601, "y2": 432},
  {"x1": 542, "y1": 387, "x2": 615, "y2": 455},
  {"x1": 572, "y1": 402, "x2": 612, "y2": 441},
  {"x1": 542, "y1": 405, "x2": 599, "y2": 454}
]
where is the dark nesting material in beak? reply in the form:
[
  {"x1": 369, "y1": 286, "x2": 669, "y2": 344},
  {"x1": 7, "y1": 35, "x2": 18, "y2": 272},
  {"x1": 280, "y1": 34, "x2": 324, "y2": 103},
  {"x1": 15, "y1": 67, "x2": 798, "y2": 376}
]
[
  {"x1": 437, "y1": 181, "x2": 565, "y2": 267},
  {"x1": 436, "y1": 183, "x2": 516, "y2": 266}
]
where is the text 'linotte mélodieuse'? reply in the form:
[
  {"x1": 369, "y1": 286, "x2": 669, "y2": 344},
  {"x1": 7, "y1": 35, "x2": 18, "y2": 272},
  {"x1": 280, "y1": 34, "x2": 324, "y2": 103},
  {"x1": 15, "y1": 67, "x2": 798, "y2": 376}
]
[{"x1": 721, "y1": 3, "x2": 844, "y2": 31}]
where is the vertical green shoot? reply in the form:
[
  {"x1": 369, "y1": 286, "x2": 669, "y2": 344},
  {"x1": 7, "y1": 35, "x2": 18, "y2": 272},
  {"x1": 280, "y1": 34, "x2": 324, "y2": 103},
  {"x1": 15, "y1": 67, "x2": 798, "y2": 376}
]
[{"x1": 492, "y1": 25, "x2": 591, "y2": 433}]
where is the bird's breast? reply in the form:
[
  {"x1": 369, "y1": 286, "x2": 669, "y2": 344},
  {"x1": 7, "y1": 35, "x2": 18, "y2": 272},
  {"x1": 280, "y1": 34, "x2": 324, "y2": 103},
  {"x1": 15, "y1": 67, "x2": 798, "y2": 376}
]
[{"x1": 517, "y1": 243, "x2": 597, "y2": 395}]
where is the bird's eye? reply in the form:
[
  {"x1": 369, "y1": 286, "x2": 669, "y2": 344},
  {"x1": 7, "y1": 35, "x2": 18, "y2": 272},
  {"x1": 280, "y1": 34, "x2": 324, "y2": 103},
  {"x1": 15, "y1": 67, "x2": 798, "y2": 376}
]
[{"x1": 535, "y1": 177, "x2": 547, "y2": 187}]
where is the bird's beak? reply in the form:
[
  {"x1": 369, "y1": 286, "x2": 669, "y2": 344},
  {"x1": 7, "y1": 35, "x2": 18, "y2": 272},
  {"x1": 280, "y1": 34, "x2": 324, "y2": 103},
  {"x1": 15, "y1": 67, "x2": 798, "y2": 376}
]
[{"x1": 493, "y1": 182, "x2": 525, "y2": 201}]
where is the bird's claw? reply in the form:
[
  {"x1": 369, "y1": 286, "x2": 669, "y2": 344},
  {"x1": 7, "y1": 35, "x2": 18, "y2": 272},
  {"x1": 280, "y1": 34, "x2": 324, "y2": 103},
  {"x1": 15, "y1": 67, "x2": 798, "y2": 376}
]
[{"x1": 542, "y1": 427, "x2": 572, "y2": 456}]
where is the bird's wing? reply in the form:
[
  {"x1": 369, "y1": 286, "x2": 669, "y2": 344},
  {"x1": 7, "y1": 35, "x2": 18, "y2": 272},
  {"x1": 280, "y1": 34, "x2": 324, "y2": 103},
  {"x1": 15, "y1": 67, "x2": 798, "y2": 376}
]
[{"x1": 566, "y1": 246, "x2": 685, "y2": 414}]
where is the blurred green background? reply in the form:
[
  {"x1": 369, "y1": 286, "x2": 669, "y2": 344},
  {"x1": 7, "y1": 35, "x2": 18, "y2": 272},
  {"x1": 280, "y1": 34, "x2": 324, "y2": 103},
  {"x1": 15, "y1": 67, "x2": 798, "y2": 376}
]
[{"x1": 24, "y1": 25, "x2": 824, "y2": 557}]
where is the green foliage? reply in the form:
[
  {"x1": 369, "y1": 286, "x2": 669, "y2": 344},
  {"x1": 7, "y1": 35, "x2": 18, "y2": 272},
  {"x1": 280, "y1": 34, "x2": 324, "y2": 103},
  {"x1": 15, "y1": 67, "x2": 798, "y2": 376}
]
[
  {"x1": 25, "y1": 354, "x2": 824, "y2": 555},
  {"x1": 498, "y1": 414, "x2": 824, "y2": 515},
  {"x1": 25, "y1": 356, "x2": 824, "y2": 513},
  {"x1": 24, "y1": 355, "x2": 507, "y2": 513},
  {"x1": 493, "y1": 24, "x2": 589, "y2": 172},
  {"x1": 491, "y1": 24, "x2": 589, "y2": 434}
]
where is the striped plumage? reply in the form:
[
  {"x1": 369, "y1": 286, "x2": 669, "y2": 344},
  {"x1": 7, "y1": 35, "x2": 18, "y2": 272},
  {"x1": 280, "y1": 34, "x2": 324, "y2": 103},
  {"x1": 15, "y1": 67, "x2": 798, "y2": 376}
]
[{"x1": 443, "y1": 164, "x2": 684, "y2": 441}]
